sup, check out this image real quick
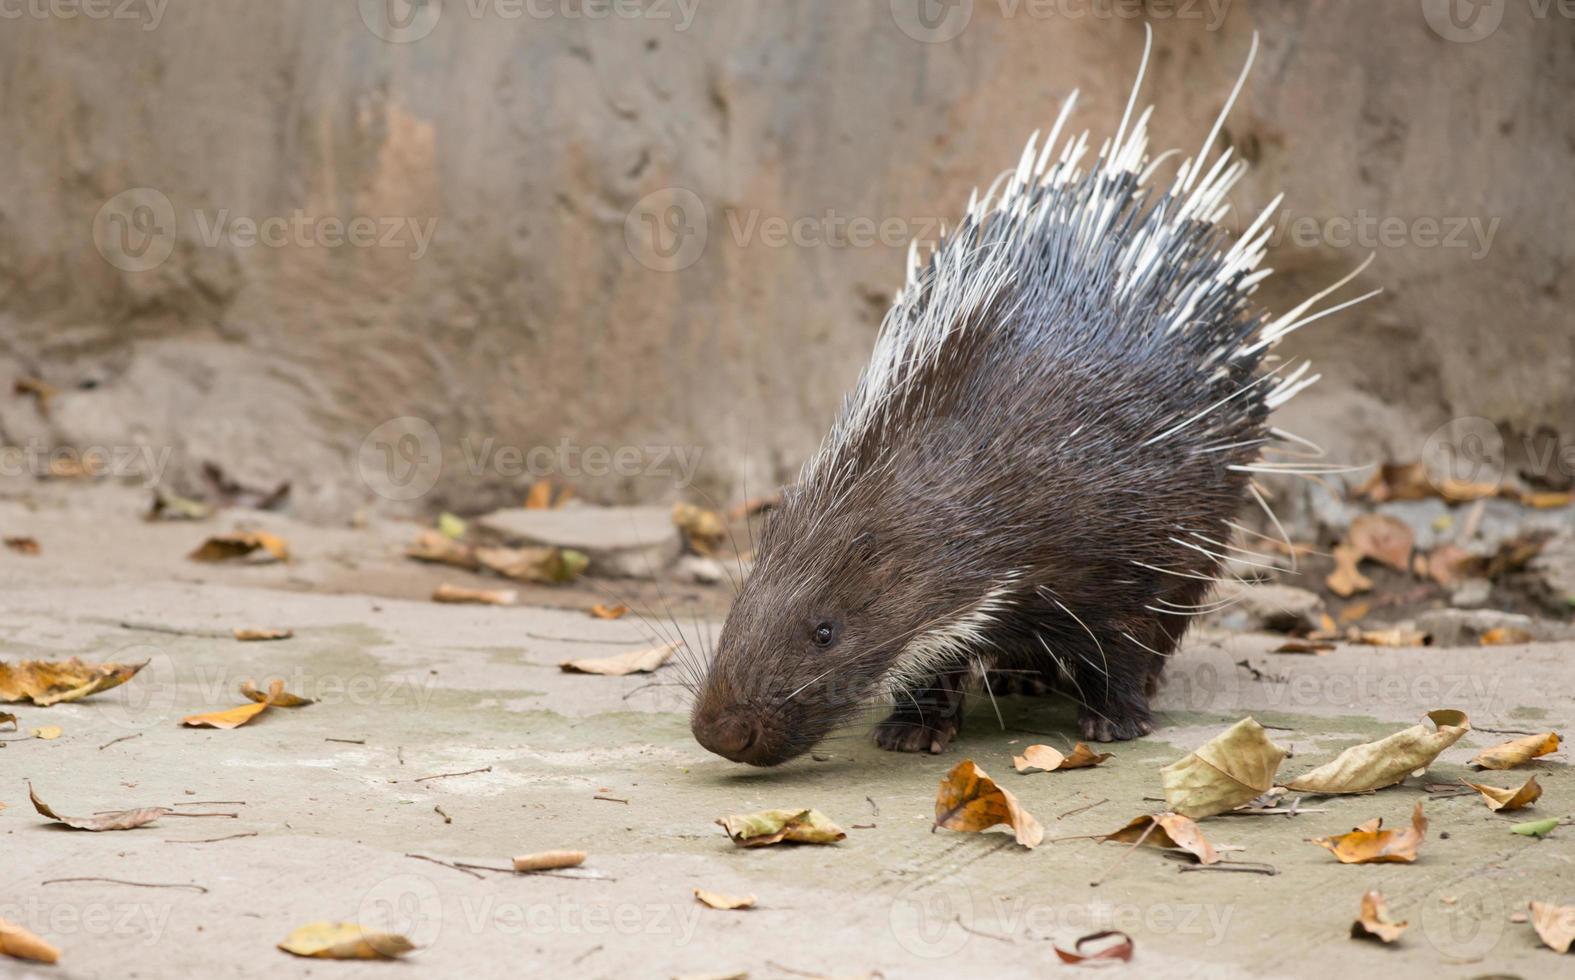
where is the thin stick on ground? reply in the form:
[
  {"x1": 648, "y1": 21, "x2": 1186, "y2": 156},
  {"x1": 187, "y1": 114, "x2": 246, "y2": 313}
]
[
  {"x1": 165, "y1": 832, "x2": 259, "y2": 844},
  {"x1": 43, "y1": 877, "x2": 208, "y2": 893},
  {"x1": 1090, "y1": 820, "x2": 1155, "y2": 887},
  {"x1": 98, "y1": 733, "x2": 142, "y2": 751},
  {"x1": 413, "y1": 766, "x2": 492, "y2": 783},
  {"x1": 405, "y1": 853, "x2": 484, "y2": 880}
]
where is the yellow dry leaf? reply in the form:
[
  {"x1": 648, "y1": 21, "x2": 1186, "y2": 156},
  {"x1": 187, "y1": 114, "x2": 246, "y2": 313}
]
[
  {"x1": 181, "y1": 700, "x2": 270, "y2": 729},
  {"x1": 234, "y1": 627, "x2": 293, "y2": 642},
  {"x1": 1338, "y1": 601, "x2": 1371, "y2": 625},
  {"x1": 1354, "y1": 626, "x2": 1432, "y2": 647},
  {"x1": 1461, "y1": 776, "x2": 1542, "y2": 812},
  {"x1": 474, "y1": 545, "x2": 587, "y2": 583},
  {"x1": 31, "y1": 726, "x2": 61, "y2": 740},
  {"x1": 0, "y1": 658, "x2": 148, "y2": 706},
  {"x1": 512, "y1": 850, "x2": 586, "y2": 872},
  {"x1": 1101, "y1": 812, "x2": 1220, "y2": 865},
  {"x1": 933, "y1": 759, "x2": 1043, "y2": 848},
  {"x1": 1310, "y1": 801, "x2": 1427, "y2": 864},
  {"x1": 524, "y1": 479, "x2": 557, "y2": 509},
  {"x1": 588, "y1": 603, "x2": 629, "y2": 620},
  {"x1": 693, "y1": 889, "x2": 756, "y2": 910},
  {"x1": 277, "y1": 922, "x2": 414, "y2": 960},
  {"x1": 1326, "y1": 544, "x2": 1373, "y2": 598},
  {"x1": 1348, "y1": 514, "x2": 1414, "y2": 571},
  {"x1": 1529, "y1": 901, "x2": 1575, "y2": 954},
  {"x1": 1479, "y1": 626, "x2": 1534, "y2": 646},
  {"x1": 1470, "y1": 731, "x2": 1560, "y2": 770},
  {"x1": 432, "y1": 583, "x2": 518, "y2": 606},
  {"x1": 1351, "y1": 890, "x2": 1408, "y2": 943},
  {"x1": 1283, "y1": 710, "x2": 1469, "y2": 794},
  {"x1": 1519, "y1": 490, "x2": 1575, "y2": 509},
  {"x1": 239, "y1": 678, "x2": 314, "y2": 707},
  {"x1": 716, "y1": 809, "x2": 846, "y2": 847},
  {"x1": 188, "y1": 530, "x2": 290, "y2": 563},
  {"x1": 560, "y1": 642, "x2": 677, "y2": 676},
  {"x1": 672, "y1": 502, "x2": 726, "y2": 555},
  {"x1": 0, "y1": 917, "x2": 60, "y2": 963},
  {"x1": 29, "y1": 784, "x2": 168, "y2": 831},
  {"x1": 1161, "y1": 717, "x2": 1287, "y2": 819},
  {"x1": 1012, "y1": 742, "x2": 1111, "y2": 773}
]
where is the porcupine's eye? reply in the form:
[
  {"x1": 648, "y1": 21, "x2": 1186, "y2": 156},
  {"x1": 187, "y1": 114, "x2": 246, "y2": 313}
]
[{"x1": 812, "y1": 621, "x2": 839, "y2": 648}]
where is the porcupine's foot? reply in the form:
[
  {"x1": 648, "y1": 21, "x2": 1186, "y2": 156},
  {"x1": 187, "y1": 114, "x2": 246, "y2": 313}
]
[
  {"x1": 1077, "y1": 693, "x2": 1156, "y2": 742},
  {"x1": 874, "y1": 669, "x2": 967, "y2": 754}
]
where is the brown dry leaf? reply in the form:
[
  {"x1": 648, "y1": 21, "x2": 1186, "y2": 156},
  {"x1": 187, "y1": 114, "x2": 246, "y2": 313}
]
[
  {"x1": 1310, "y1": 801, "x2": 1427, "y2": 864},
  {"x1": 672, "y1": 502, "x2": 726, "y2": 555},
  {"x1": 4, "y1": 536, "x2": 39, "y2": 555},
  {"x1": 1348, "y1": 514, "x2": 1414, "y2": 571},
  {"x1": 1437, "y1": 477, "x2": 1499, "y2": 502},
  {"x1": 0, "y1": 917, "x2": 60, "y2": 964},
  {"x1": 1327, "y1": 544, "x2": 1373, "y2": 598},
  {"x1": 1529, "y1": 901, "x2": 1575, "y2": 954},
  {"x1": 1354, "y1": 626, "x2": 1432, "y2": 647},
  {"x1": 933, "y1": 759, "x2": 1043, "y2": 848},
  {"x1": 1054, "y1": 930, "x2": 1134, "y2": 965},
  {"x1": 512, "y1": 850, "x2": 587, "y2": 872},
  {"x1": 1284, "y1": 710, "x2": 1469, "y2": 794},
  {"x1": 234, "y1": 627, "x2": 293, "y2": 642},
  {"x1": 1273, "y1": 639, "x2": 1335, "y2": 654},
  {"x1": 716, "y1": 809, "x2": 846, "y2": 847},
  {"x1": 0, "y1": 657, "x2": 148, "y2": 706},
  {"x1": 0, "y1": 711, "x2": 15, "y2": 730},
  {"x1": 693, "y1": 888, "x2": 756, "y2": 911},
  {"x1": 240, "y1": 678, "x2": 314, "y2": 707},
  {"x1": 1519, "y1": 490, "x2": 1575, "y2": 509},
  {"x1": 188, "y1": 530, "x2": 290, "y2": 563},
  {"x1": 1101, "y1": 813, "x2": 1220, "y2": 865},
  {"x1": 524, "y1": 479, "x2": 566, "y2": 509},
  {"x1": 1356, "y1": 462, "x2": 1432, "y2": 502},
  {"x1": 474, "y1": 545, "x2": 587, "y2": 584},
  {"x1": 45, "y1": 456, "x2": 100, "y2": 479},
  {"x1": 432, "y1": 583, "x2": 518, "y2": 606},
  {"x1": 405, "y1": 529, "x2": 479, "y2": 570},
  {"x1": 1470, "y1": 731, "x2": 1560, "y2": 770},
  {"x1": 1426, "y1": 543, "x2": 1473, "y2": 586},
  {"x1": 588, "y1": 603, "x2": 629, "y2": 620},
  {"x1": 1351, "y1": 890, "x2": 1408, "y2": 943},
  {"x1": 1338, "y1": 601, "x2": 1371, "y2": 625},
  {"x1": 1461, "y1": 776, "x2": 1542, "y2": 812},
  {"x1": 13, "y1": 375, "x2": 61, "y2": 416},
  {"x1": 29, "y1": 784, "x2": 168, "y2": 831},
  {"x1": 181, "y1": 700, "x2": 270, "y2": 729},
  {"x1": 1480, "y1": 626, "x2": 1534, "y2": 646},
  {"x1": 277, "y1": 922, "x2": 414, "y2": 960},
  {"x1": 1012, "y1": 742, "x2": 1111, "y2": 773},
  {"x1": 31, "y1": 726, "x2": 62, "y2": 740},
  {"x1": 560, "y1": 642, "x2": 677, "y2": 676},
  {"x1": 1160, "y1": 717, "x2": 1288, "y2": 819}
]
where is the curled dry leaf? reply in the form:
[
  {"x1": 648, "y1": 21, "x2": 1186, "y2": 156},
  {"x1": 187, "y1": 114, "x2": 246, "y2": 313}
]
[
  {"x1": 1012, "y1": 742, "x2": 1111, "y2": 773},
  {"x1": 1310, "y1": 801, "x2": 1427, "y2": 864},
  {"x1": 234, "y1": 627, "x2": 293, "y2": 642},
  {"x1": 277, "y1": 922, "x2": 414, "y2": 960},
  {"x1": 560, "y1": 642, "x2": 677, "y2": 676},
  {"x1": 512, "y1": 850, "x2": 586, "y2": 872},
  {"x1": 240, "y1": 678, "x2": 314, "y2": 707},
  {"x1": 188, "y1": 530, "x2": 290, "y2": 563},
  {"x1": 1351, "y1": 890, "x2": 1408, "y2": 943},
  {"x1": 405, "y1": 530, "x2": 479, "y2": 570},
  {"x1": 933, "y1": 759, "x2": 1043, "y2": 848},
  {"x1": 29, "y1": 784, "x2": 168, "y2": 831},
  {"x1": 182, "y1": 699, "x2": 270, "y2": 729},
  {"x1": 716, "y1": 809, "x2": 846, "y2": 847},
  {"x1": 0, "y1": 658, "x2": 147, "y2": 706},
  {"x1": 4, "y1": 536, "x2": 39, "y2": 555},
  {"x1": 0, "y1": 918, "x2": 60, "y2": 964},
  {"x1": 1471, "y1": 731, "x2": 1559, "y2": 770},
  {"x1": 693, "y1": 889, "x2": 756, "y2": 911},
  {"x1": 1161, "y1": 717, "x2": 1287, "y2": 819},
  {"x1": 1479, "y1": 626, "x2": 1534, "y2": 646},
  {"x1": 1326, "y1": 544, "x2": 1373, "y2": 598},
  {"x1": 588, "y1": 603, "x2": 629, "y2": 620},
  {"x1": 1529, "y1": 901, "x2": 1575, "y2": 954},
  {"x1": 474, "y1": 545, "x2": 587, "y2": 584},
  {"x1": 1101, "y1": 813, "x2": 1219, "y2": 865},
  {"x1": 31, "y1": 726, "x2": 61, "y2": 740},
  {"x1": 1348, "y1": 514, "x2": 1414, "y2": 571},
  {"x1": 1354, "y1": 626, "x2": 1432, "y2": 647},
  {"x1": 1273, "y1": 640, "x2": 1335, "y2": 654},
  {"x1": 432, "y1": 583, "x2": 518, "y2": 606},
  {"x1": 1461, "y1": 776, "x2": 1542, "y2": 812},
  {"x1": 1283, "y1": 709, "x2": 1470, "y2": 794},
  {"x1": 672, "y1": 502, "x2": 726, "y2": 555},
  {"x1": 1054, "y1": 930, "x2": 1134, "y2": 965},
  {"x1": 0, "y1": 711, "x2": 14, "y2": 730},
  {"x1": 1511, "y1": 817, "x2": 1560, "y2": 838}
]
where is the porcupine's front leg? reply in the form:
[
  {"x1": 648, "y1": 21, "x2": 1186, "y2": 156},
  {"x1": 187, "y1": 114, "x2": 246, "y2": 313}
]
[{"x1": 874, "y1": 668, "x2": 967, "y2": 754}]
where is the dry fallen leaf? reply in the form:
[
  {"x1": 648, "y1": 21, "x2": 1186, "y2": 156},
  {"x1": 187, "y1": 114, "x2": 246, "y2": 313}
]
[
  {"x1": 188, "y1": 530, "x2": 290, "y2": 563},
  {"x1": 1461, "y1": 776, "x2": 1542, "y2": 812},
  {"x1": 1161, "y1": 717, "x2": 1287, "y2": 819},
  {"x1": 1529, "y1": 901, "x2": 1575, "y2": 953},
  {"x1": 1283, "y1": 710, "x2": 1469, "y2": 794},
  {"x1": 512, "y1": 850, "x2": 587, "y2": 872},
  {"x1": 0, "y1": 711, "x2": 15, "y2": 730},
  {"x1": 474, "y1": 545, "x2": 587, "y2": 584},
  {"x1": 1348, "y1": 514, "x2": 1414, "y2": 571},
  {"x1": 1479, "y1": 626, "x2": 1534, "y2": 646},
  {"x1": 560, "y1": 642, "x2": 677, "y2": 676},
  {"x1": 234, "y1": 627, "x2": 293, "y2": 642},
  {"x1": 181, "y1": 700, "x2": 270, "y2": 729},
  {"x1": 1013, "y1": 742, "x2": 1111, "y2": 773},
  {"x1": 240, "y1": 678, "x2": 314, "y2": 707},
  {"x1": 29, "y1": 784, "x2": 168, "y2": 831},
  {"x1": 1273, "y1": 640, "x2": 1336, "y2": 654},
  {"x1": 405, "y1": 530, "x2": 479, "y2": 570},
  {"x1": 525, "y1": 479, "x2": 569, "y2": 510},
  {"x1": 147, "y1": 489, "x2": 213, "y2": 522},
  {"x1": 1354, "y1": 626, "x2": 1432, "y2": 647},
  {"x1": 1101, "y1": 813, "x2": 1220, "y2": 865},
  {"x1": 0, "y1": 917, "x2": 60, "y2": 964},
  {"x1": 716, "y1": 809, "x2": 846, "y2": 847},
  {"x1": 432, "y1": 583, "x2": 518, "y2": 606},
  {"x1": 1518, "y1": 490, "x2": 1575, "y2": 509},
  {"x1": 694, "y1": 888, "x2": 756, "y2": 910},
  {"x1": 1470, "y1": 731, "x2": 1560, "y2": 770},
  {"x1": 1425, "y1": 543, "x2": 1473, "y2": 586},
  {"x1": 1054, "y1": 930, "x2": 1134, "y2": 965},
  {"x1": 933, "y1": 760, "x2": 1043, "y2": 848},
  {"x1": 1327, "y1": 544, "x2": 1373, "y2": 598},
  {"x1": 3, "y1": 536, "x2": 39, "y2": 556},
  {"x1": 672, "y1": 502, "x2": 726, "y2": 555},
  {"x1": 277, "y1": 922, "x2": 414, "y2": 960},
  {"x1": 588, "y1": 603, "x2": 629, "y2": 620},
  {"x1": 1310, "y1": 801, "x2": 1427, "y2": 864},
  {"x1": 31, "y1": 726, "x2": 61, "y2": 740},
  {"x1": 0, "y1": 658, "x2": 148, "y2": 706},
  {"x1": 1351, "y1": 890, "x2": 1408, "y2": 943},
  {"x1": 1355, "y1": 462, "x2": 1432, "y2": 502}
]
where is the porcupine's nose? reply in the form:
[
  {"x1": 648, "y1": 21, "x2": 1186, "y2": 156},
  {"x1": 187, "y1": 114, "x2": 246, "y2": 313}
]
[{"x1": 692, "y1": 713, "x2": 761, "y2": 764}]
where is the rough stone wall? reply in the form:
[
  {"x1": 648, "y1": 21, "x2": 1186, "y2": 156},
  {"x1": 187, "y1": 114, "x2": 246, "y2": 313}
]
[{"x1": 0, "y1": 0, "x2": 1570, "y2": 520}]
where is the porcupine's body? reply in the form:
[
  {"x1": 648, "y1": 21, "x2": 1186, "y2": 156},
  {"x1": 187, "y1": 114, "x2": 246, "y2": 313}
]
[{"x1": 689, "y1": 35, "x2": 1374, "y2": 766}]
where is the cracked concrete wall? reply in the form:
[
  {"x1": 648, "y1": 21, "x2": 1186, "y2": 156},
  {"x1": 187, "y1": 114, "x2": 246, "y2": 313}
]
[{"x1": 0, "y1": 0, "x2": 1570, "y2": 520}]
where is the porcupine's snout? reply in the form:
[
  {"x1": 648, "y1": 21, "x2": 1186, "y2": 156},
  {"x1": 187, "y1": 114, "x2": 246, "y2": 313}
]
[{"x1": 690, "y1": 708, "x2": 763, "y2": 764}]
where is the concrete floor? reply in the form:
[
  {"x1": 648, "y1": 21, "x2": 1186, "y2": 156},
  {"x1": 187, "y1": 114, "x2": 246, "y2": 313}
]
[{"x1": 1, "y1": 487, "x2": 1571, "y2": 978}]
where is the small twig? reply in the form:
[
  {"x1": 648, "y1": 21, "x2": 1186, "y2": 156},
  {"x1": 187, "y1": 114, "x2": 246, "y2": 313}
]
[
  {"x1": 405, "y1": 853, "x2": 484, "y2": 880},
  {"x1": 593, "y1": 795, "x2": 629, "y2": 804},
  {"x1": 173, "y1": 801, "x2": 247, "y2": 807},
  {"x1": 98, "y1": 733, "x2": 142, "y2": 751},
  {"x1": 414, "y1": 766, "x2": 492, "y2": 784},
  {"x1": 325, "y1": 737, "x2": 366, "y2": 745},
  {"x1": 866, "y1": 795, "x2": 880, "y2": 816},
  {"x1": 397, "y1": 745, "x2": 405, "y2": 766},
  {"x1": 43, "y1": 877, "x2": 207, "y2": 893},
  {"x1": 572, "y1": 945, "x2": 603, "y2": 965},
  {"x1": 118, "y1": 620, "x2": 230, "y2": 639},
  {"x1": 1091, "y1": 821, "x2": 1154, "y2": 886},
  {"x1": 165, "y1": 832, "x2": 259, "y2": 844},
  {"x1": 1059, "y1": 798, "x2": 1108, "y2": 821},
  {"x1": 434, "y1": 805, "x2": 453, "y2": 825},
  {"x1": 452, "y1": 861, "x2": 615, "y2": 882},
  {"x1": 526, "y1": 632, "x2": 645, "y2": 645},
  {"x1": 1179, "y1": 861, "x2": 1279, "y2": 876},
  {"x1": 955, "y1": 916, "x2": 1015, "y2": 943},
  {"x1": 162, "y1": 811, "x2": 239, "y2": 819},
  {"x1": 1472, "y1": 726, "x2": 1543, "y2": 736}
]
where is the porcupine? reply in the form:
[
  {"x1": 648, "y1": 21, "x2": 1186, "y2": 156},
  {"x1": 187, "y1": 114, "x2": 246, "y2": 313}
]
[{"x1": 689, "y1": 32, "x2": 1377, "y2": 766}]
